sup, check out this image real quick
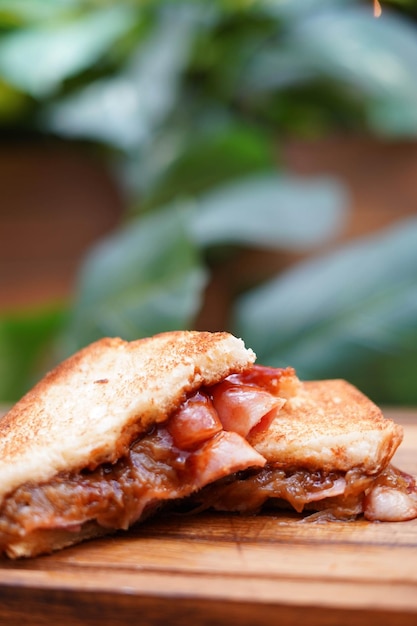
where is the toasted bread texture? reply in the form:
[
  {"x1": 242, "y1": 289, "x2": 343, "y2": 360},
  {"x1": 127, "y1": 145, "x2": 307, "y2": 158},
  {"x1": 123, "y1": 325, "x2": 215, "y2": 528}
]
[
  {"x1": 4, "y1": 523, "x2": 109, "y2": 559},
  {"x1": 248, "y1": 379, "x2": 403, "y2": 473},
  {"x1": 0, "y1": 331, "x2": 255, "y2": 503}
]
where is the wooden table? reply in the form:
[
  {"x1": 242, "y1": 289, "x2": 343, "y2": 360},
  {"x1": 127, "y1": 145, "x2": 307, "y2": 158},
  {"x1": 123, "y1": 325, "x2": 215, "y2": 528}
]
[{"x1": 0, "y1": 408, "x2": 416, "y2": 626}]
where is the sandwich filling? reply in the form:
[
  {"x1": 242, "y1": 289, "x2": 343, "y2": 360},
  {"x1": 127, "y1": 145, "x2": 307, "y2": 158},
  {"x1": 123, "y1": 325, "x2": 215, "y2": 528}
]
[{"x1": 189, "y1": 460, "x2": 417, "y2": 522}]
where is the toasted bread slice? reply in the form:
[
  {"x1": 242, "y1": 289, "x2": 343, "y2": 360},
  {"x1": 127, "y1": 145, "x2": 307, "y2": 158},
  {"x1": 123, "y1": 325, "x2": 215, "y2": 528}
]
[
  {"x1": 0, "y1": 331, "x2": 255, "y2": 503},
  {"x1": 248, "y1": 379, "x2": 403, "y2": 473}
]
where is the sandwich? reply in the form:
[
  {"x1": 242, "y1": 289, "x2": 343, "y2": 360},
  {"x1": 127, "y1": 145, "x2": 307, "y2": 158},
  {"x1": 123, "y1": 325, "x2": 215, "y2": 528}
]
[{"x1": 0, "y1": 330, "x2": 414, "y2": 558}]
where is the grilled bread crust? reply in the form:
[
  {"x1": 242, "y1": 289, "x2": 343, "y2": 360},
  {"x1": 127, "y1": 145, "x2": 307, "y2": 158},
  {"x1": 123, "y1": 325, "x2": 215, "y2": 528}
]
[
  {"x1": 4, "y1": 523, "x2": 110, "y2": 559},
  {"x1": 249, "y1": 379, "x2": 403, "y2": 473},
  {"x1": 0, "y1": 331, "x2": 255, "y2": 503}
]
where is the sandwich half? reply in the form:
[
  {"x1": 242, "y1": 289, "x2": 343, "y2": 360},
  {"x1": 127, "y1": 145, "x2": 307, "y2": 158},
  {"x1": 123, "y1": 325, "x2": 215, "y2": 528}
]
[
  {"x1": 0, "y1": 331, "x2": 290, "y2": 558},
  {"x1": 193, "y1": 377, "x2": 417, "y2": 522}
]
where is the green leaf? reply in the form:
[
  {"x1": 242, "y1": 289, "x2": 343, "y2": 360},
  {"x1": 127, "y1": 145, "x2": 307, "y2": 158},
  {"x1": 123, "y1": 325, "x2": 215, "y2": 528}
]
[
  {"x1": 259, "y1": 0, "x2": 349, "y2": 21},
  {"x1": 43, "y1": 5, "x2": 200, "y2": 149},
  {"x1": 61, "y1": 206, "x2": 207, "y2": 355},
  {"x1": 0, "y1": 0, "x2": 78, "y2": 26},
  {"x1": 0, "y1": 6, "x2": 135, "y2": 97},
  {"x1": 289, "y1": 6, "x2": 417, "y2": 135},
  {"x1": 190, "y1": 173, "x2": 348, "y2": 250},
  {"x1": 0, "y1": 78, "x2": 31, "y2": 121},
  {"x1": 242, "y1": 2, "x2": 417, "y2": 136},
  {"x1": 370, "y1": 97, "x2": 417, "y2": 137},
  {"x1": 234, "y1": 218, "x2": 417, "y2": 404},
  {"x1": 0, "y1": 305, "x2": 65, "y2": 403},
  {"x1": 139, "y1": 125, "x2": 275, "y2": 212}
]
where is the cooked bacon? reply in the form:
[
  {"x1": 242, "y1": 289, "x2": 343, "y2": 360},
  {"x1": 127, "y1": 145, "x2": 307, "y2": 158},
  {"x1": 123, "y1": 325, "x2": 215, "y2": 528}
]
[
  {"x1": 211, "y1": 380, "x2": 284, "y2": 438},
  {"x1": 364, "y1": 466, "x2": 417, "y2": 521},
  {"x1": 227, "y1": 365, "x2": 300, "y2": 398},
  {"x1": 169, "y1": 367, "x2": 291, "y2": 448},
  {"x1": 364, "y1": 487, "x2": 417, "y2": 522},
  {"x1": 188, "y1": 431, "x2": 265, "y2": 489},
  {"x1": 303, "y1": 477, "x2": 346, "y2": 503},
  {"x1": 167, "y1": 391, "x2": 222, "y2": 450}
]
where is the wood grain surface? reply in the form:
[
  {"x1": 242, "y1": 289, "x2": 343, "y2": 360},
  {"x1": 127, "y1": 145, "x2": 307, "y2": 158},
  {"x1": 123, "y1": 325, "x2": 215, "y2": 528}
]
[{"x1": 0, "y1": 408, "x2": 416, "y2": 626}]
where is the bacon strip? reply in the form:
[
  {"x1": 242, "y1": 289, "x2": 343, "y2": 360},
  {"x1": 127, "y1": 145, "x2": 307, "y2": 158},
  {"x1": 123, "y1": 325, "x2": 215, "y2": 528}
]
[
  {"x1": 188, "y1": 431, "x2": 265, "y2": 489},
  {"x1": 364, "y1": 487, "x2": 417, "y2": 522},
  {"x1": 211, "y1": 381, "x2": 284, "y2": 437},
  {"x1": 303, "y1": 477, "x2": 347, "y2": 503},
  {"x1": 167, "y1": 391, "x2": 223, "y2": 450},
  {"x1": 364, "y1": 467, "x2": 417, "y2": 521}
]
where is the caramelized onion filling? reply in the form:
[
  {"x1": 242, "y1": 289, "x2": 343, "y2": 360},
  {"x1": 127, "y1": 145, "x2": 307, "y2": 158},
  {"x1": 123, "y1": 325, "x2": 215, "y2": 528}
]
[{"x1": 188, "y1": 463, "x2": 417, "y2": 521}]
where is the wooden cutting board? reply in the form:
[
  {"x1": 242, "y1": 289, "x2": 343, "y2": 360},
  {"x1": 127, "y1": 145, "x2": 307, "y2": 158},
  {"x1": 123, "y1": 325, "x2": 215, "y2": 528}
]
[{"x1": 0, "y1": 409, "x2": 417, "y2": 626}]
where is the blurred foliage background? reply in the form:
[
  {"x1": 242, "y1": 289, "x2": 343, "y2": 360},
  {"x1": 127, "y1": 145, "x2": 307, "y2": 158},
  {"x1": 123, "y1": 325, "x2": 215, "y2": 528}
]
[{"x1": 1, "y1": 0, "x2": 417, "y2": 405}]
